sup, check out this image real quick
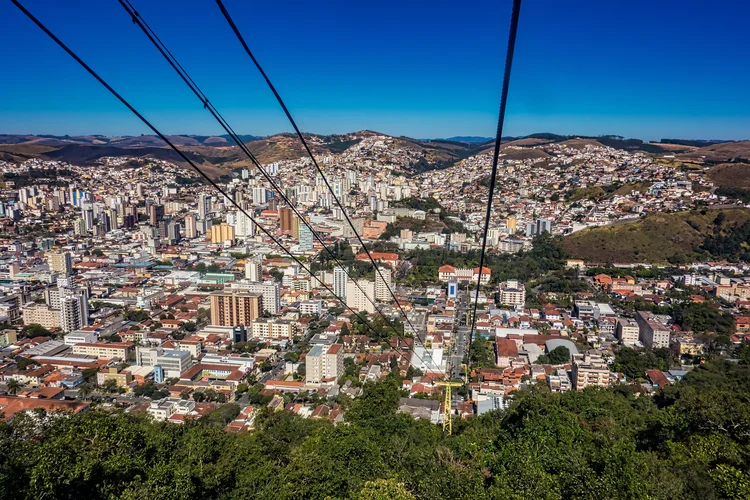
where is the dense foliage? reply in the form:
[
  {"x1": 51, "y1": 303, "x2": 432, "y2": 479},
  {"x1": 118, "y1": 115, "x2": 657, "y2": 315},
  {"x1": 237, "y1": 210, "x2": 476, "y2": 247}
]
[
  {"x1": 402, "y1": 233, "x2": 567, "y2": 285},
  {"x1": 1, "y1": 357, "x2": 749, "y2": 499}
]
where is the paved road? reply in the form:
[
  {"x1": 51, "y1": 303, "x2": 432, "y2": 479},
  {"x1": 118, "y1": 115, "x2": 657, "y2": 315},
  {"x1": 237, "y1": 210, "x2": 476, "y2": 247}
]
[{"x1": 450, "y1": 291, "x2": 470, "y2": 379}]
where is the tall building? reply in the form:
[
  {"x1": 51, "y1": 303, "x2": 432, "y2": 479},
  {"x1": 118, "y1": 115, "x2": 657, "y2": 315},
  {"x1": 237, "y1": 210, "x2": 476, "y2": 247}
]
[
  {"x1": 60, "y1": 294, "x2": 86, "y2": 332},
  {"x1": 279, "y1": 207, "x2": 293, "y2": 232},
  {"x1": 299, "y1": 224, "x2": 314, "y2": 251},
  {"x1": 209, "y1": 291, "x2": 262, "y2": 326},
  {"x1": 231, "y1": 281, "x2": 280, "y2": 315},
  {"x1": 210, "y1": 223, "x2": 235, "y2": 244},
  {"x1": 198, "y1": 194, "x2": 211, "y2": 220},
  {"x1": 149, "y1": 204, "x2": 164, "y2": 226},
  {"x1": 235, "y1": 210, "x2": 255, "y2": 238},
  {"x1": 305, "y1": 344, "x2": 343, "y2": 385},
  {"x1": 333, "y1": 265, "x2": 348, "y2": 300},
  {"x1": 375, "y1": 266, "x2": 393, "y2": 302},
  {"x1": 252, "y1": 187, "x2": 267, "y2": 204},
  {"x1": 245, "y1": 258, "x2": 262, "y2": 282},
  {"x1": 346, "y1": 279, "x2": 376, "y2": 314},
  {"x1": 48, "y1": 251, "x2": 72, "y2": 277},
  {"x1": 184, "y1": 214, "x2": 197, "y2": 239}
]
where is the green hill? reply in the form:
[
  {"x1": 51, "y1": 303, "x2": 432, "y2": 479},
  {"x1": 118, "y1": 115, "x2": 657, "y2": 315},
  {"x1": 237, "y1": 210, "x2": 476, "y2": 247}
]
[{"x1": 562, "y1": 208, "x2": 750, "y2": 264}]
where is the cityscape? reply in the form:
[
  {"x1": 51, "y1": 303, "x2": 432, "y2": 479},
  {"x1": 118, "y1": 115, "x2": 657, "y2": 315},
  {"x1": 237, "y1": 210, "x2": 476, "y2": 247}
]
[{"x1": 1, "y1": 0, "x2": 750, "y2": 498}]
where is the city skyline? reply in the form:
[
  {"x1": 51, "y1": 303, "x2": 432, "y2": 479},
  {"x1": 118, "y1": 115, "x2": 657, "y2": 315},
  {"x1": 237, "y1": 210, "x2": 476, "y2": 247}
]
[{"x1": 2, "y1": 0, "x2": 749, "y2": 140}]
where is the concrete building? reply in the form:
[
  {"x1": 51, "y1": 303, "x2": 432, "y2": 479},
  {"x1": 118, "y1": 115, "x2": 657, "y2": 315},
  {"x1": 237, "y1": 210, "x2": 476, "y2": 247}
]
[
  {"x1": 499, "y1": 279, "x2": 526, "y2": 306},
  {"x1": 209, "y1": 290, "x2": 262, "y2": 326},
  {"x1": 63, "y1": 331, "x2": 98, "y2": 346},
  {"x1": 48, "y1": 251, "x2": 72, "y2": 277},
  {"x1": 305, "y1": 343, "x2": 344, "y2": 385},
  {"x1": 135, "y1": 346, "x2": 194, "y2": 379},
  {"x1": 22, "y1": 303, "x2": 62, "y2": 330},
  {"x1": 244, "y1": 258, "x2": 262, "y2": 282},
  {"x1": 96, "y1": 367, "x2": 133, "y2": 389},
  {"x1": 333, "y1": 265, "x2": 348, "y2": 300},
  {"x1": 72, "y1": 342, "x2": 132, "y2": 360},
  {"x1": 251, "y1": 319, "x2": 297, "y2": 340},
  {"x1": 298, "y1": 224, "x2": 313, "y2": 251},
  {"x1": 230, "y1": 281, "x2": 280, "y2": 315},
  {"x1": 636, "y1": 311, "x2": 671, "y2": 349},
  {"x1": 279, "y1": 207, "x2": 293, "y2": 232},
  {"x1": 210, "y1": 223, "x2": 235, "y2": 244},
  {"x1": 571, "y1": 352, "x2": 611, "y2": 390},
  {"x1": 375, "y1": 266, "x2": 393, "y2": 302},
  {"x1": 346, "y1": 279, "x2": 376, "y2": 314},
  {"x1": 184, "y1": 213, "x2": 197, "y2": 239},
  {"x1": 616, "y1": 318, "x2": 640, "y2": 345},
  {"x1": 60, "y1": 294, "x2": 87, "y2": 332}
]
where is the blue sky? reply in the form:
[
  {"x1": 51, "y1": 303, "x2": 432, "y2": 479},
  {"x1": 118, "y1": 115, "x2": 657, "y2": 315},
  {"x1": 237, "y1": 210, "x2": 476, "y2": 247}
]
[{"x1": 1, "y1": 0, "x2": 749, "y2": 140}]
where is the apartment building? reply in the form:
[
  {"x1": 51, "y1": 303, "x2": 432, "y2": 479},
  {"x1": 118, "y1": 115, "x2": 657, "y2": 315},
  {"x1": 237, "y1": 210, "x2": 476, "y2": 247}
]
[
  {"x1": 616, "y1": 318, "x2": 640, "y2": 345},
  {"x1": 305, "y1": 343, "x2": 343, "y2": 385},
  {"x1": 230, "y1": 281, "x2": 280, "y2": 314},
  {"x1": 636, "y1": 311, "x2": 671, "y2": 349},
  {"x1": 251, "y1": 319, "x2": 297, "y2": 340},
  {"x1": 499, "y1": 279, "x2": 526, "y2": 306},
  {"x1": 22, "y1": 303, "x2": 62, "y2": 330},
  {"x1": 209, "y1": 290, "x2": 262, "y2": 327},
  {"x1": 346, "y1": 279, "x2": 376, "y2": 314},
  {"x1": 571, "y1": 352, "x2": 611, "y2": 390},
  {"x1": 96, "y1": 367, "x2": 133, "y2": 389},
  {"x1": 375, "y1": 266, "x2": 393, "y2": 302}
]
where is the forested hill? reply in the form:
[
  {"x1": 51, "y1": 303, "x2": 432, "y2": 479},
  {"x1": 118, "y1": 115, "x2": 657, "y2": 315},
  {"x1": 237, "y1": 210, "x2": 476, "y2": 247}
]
[{"x1": 2, "y1": 352, "x2": 750, "y2": 499}]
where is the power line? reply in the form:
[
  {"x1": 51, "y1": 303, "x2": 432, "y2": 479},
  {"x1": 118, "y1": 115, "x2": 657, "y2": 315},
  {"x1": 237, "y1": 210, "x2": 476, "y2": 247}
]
[
  {"x1": 466, "y1": 0, "x2": 523, "y2": 367},
  {"x1": 9, "y1": 0, "x2": 435, "y2": 370},
  {"x1": 116, "y1": 0, "x2": 414, "y2": 361},
  {"x1": 213, "y1": 0, "x2": 424, "y2": 344}
]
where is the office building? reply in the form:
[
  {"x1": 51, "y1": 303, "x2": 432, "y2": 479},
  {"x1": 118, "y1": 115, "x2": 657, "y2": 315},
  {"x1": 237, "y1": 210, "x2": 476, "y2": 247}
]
[
  {"x1": 298, "y1": 224, "x2": 313, "y2": 251},
  {"x1": 136, "y1": 346, "x2": 194, "y2": 379},
  {"x1": 72, "y1": 342, "x2": 132, "y2": 360},
  {"x1": 209, "y1": 290, "x2": 262, "y2": 326}
]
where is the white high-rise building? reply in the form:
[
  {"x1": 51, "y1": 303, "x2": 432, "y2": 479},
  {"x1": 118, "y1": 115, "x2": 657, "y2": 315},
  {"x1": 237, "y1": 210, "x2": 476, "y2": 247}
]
[
  {"x1": 375, "y1": 266, "x2": 393, "y2": 302},
  {"x1": 252, "y1": 187, "x2": 267, "y2": 204},
  {"x1": 245, "y1": 258, "x2": 262, "y2": 282},
  {"x1": 235, "y1": 210, "x2": 255, "y2": 238},
  {"x1": 346, "y1": 279, "x2": 376, "y2": 314},
  {"x1": 333, "y1": 265, "x2": 348, "y2": 300}
]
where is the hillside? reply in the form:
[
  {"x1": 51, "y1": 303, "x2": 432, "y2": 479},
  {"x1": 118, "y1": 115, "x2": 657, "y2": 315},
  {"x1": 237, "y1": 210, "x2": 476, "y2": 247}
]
[
  {"x1": 562, "y1": 207, "x2": 750, "y2": 263},
  {"x1": 708, "y1": 162, "x2": 750, "y2": 189}
]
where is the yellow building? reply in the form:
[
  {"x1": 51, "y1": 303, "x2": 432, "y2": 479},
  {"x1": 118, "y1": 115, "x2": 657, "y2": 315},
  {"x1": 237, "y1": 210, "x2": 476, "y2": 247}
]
[
  {"x1": 210, "y1": 223, "x2": 235, "y2": 244},
  {"x1": 506, "y1": 217, "x2": 517, "y2": 231},
  {"x1": 96, "y1": 367, "x2": 133, "y2": 389}
]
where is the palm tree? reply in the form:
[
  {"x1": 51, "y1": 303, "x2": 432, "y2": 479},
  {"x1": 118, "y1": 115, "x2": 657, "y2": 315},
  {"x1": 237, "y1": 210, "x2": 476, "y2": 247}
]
[{"x1": 6, "y1": 379, "x2": 23, "y2": 395}]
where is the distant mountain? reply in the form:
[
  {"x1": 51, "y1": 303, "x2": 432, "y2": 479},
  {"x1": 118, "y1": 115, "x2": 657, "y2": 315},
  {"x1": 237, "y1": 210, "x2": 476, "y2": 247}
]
[
  {"x1": 3, "y1": 132, "x2": 750, "y2": 180},
  {"x1": 436, "y1": 136, "x2": 494, "y2": 144}
]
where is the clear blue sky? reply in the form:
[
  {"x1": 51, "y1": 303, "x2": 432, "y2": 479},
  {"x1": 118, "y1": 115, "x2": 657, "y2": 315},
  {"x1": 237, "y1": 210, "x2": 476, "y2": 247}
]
[{"x1": 1, "y1": 0, "x2": 748, "y2": 140}]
